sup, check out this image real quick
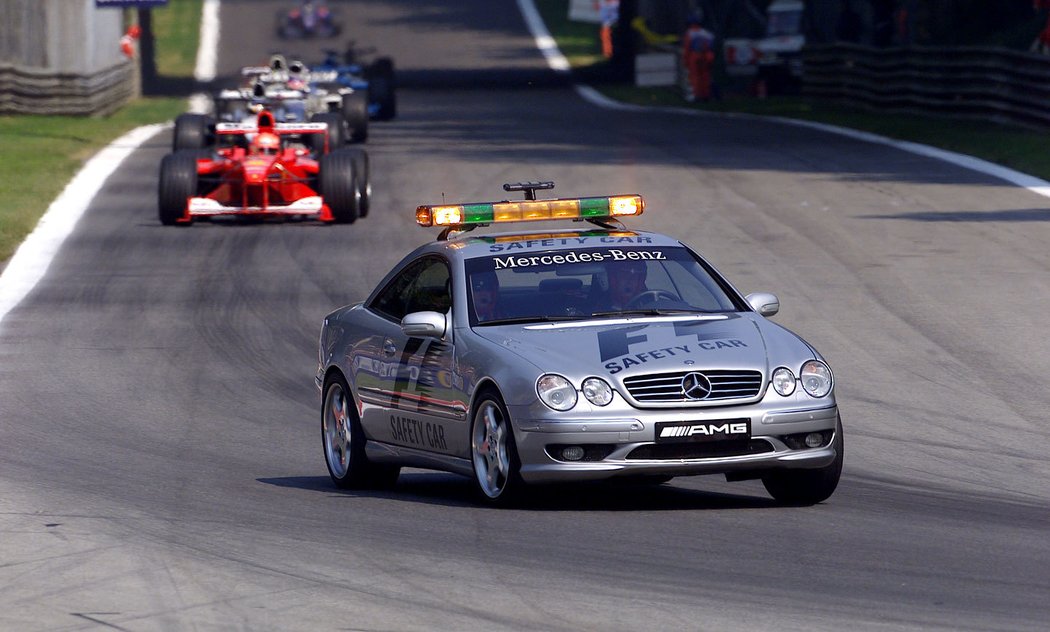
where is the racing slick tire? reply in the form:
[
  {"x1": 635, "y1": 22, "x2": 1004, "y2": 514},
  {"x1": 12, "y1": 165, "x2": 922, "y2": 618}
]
[
  {"x1": 322, "y1": 372, "x2": 400, "y2": 490},
  {"x1": 172, "y1": 113, "x2": 212, "y2": 152},
  {"x1": 341, "y1": 92, "x2": 368, "y2": 143},
  {"x1": 309, "y1": 112, "x2": 346, "y2": 154},
  {"x1": 157, "y1": 150, "x2": 198, "y2": 226},
  {"x1": 347, "y1": 147, "x2": 370, "y2": 218},
  {"x1": 366, "y1": 57, "x2": 397, "y2": 120},
  {"x1": 319, "y1": 149, "x2": 360, "y2": 224},
  {"x1": 761, "y1": 416, "x2": 844, "y2": 506},
  {"x1": 470, "y1": 389, "x2": 525, "y2": 506}
]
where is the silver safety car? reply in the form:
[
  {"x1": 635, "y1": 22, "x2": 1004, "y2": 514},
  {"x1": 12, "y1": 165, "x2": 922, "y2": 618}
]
[{"x1": 316, "y1": 182, "x2": 843, "y2": 505}]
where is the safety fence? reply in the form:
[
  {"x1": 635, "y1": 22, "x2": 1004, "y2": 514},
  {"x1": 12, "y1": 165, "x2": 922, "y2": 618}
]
[
  {"x1": 0, "y1": 61, "x2": 137, "y2": 116},
  {"x1": 802, "y1": 43, "x2": 1050, "y2": 129}
]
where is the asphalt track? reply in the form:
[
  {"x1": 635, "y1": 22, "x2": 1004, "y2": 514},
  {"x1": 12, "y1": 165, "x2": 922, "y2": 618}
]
[{"x1": 2, "y1": 1, "x2": 1050, "y2": 630}]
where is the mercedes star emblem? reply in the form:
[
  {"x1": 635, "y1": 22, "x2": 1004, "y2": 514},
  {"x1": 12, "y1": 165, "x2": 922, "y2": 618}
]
[{"x1": 681, "y1": 372, "x2": 712, "y2": 400}]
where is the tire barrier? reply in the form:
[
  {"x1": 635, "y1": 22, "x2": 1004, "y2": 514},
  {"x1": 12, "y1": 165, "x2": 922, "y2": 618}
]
[
  {"x1": 0, "y1": 61, "x2": 136, "y2": 116},
  {"x1": 802, "y1": 43, "x2": 1050, "y2": 129}
]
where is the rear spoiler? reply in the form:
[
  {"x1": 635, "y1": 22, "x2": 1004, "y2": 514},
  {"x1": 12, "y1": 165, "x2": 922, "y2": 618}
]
[{"x1": 214, "y1": 122, "x2": 329, "y2": 135}]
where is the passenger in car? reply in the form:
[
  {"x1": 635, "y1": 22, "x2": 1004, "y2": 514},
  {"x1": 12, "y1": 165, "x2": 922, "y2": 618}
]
[{"x1": 471, "y1": 271, "x2": 503, "y2": 322}]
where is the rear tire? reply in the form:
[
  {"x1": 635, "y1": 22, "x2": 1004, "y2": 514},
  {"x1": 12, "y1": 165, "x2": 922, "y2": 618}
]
[
  {"x1": 319, "y1": 149, "x2": 360, "y2": 224},
  {"x1": 172, "y1": 113, "x2": 212, "y2": 152},
  {"x1": 341, "y1": 92, "x2": 368, "y2": 142},
  {"x1": 470, "y1": 389, "x2": 525, "y2": 506},
  {"x1": 761, "y1": 417, "x2": 844, "y2": 505},
  {"x1": 322, "y1": 372, "x2": 400, "y2": 489},
  {"x1": 157, "y1": 151, "x2": 198, "y2": 226}
]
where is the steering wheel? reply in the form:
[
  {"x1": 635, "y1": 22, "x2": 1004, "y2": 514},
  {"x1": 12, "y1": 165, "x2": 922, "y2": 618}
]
[{"x1": 626, "y1": 290, "x2": 679, "y2": 308}]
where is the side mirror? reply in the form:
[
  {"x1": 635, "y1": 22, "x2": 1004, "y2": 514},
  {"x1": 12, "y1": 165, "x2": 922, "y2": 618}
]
[
  {"x1": 401, "y1": 311, "x2": 447, "y2": 338},
  {"x1": 745, "y1": 292, "x2": 780, "y2": 317}
]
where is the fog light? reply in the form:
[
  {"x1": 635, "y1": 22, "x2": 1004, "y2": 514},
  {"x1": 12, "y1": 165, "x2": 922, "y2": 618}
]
[
  {"x1": 804, "y1": 432, "x2": 824, "y2": 448},
  {"x1": 561, "y1": 446, "x2": 585, "y2": 461}
]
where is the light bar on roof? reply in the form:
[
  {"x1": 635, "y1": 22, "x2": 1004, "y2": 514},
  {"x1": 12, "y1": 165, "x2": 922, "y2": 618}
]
[{"x1": 415, "y1": 195, "x2": 643, "y2": 228}]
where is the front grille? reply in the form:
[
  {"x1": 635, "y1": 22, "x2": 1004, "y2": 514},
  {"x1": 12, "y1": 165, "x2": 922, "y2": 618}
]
[
  {"x1": 622, "y1": 370, "x2": 763, "y2": 403},
  {"x1": 626, "y1": 440, "x2": 773, "y2": 460}
]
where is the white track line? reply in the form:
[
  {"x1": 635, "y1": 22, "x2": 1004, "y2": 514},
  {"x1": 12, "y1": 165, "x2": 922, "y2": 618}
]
[
  {"x1": 0, "y1": 1, "x2": 222, "y2": 330},
  {"x1": 517, "y1": 0, "x2": 1050, "y2": 198},
  {"x1": 0, "y1": 124, "x2": 165, "y2": 329}
]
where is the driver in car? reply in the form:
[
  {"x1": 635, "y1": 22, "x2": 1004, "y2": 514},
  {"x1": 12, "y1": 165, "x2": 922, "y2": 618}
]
[{"x1": 596, "y1": 260, "x2": 649, "y2": 311}]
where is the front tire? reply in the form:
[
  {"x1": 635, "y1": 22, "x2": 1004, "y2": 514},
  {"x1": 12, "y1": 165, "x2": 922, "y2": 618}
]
[
  {"x1": 761, "y1": 416, "x2": 844, "y2": 505},
  {"x1": 157, "y1": 151, "x2": 197, "y2": 226},
  {"x1": 322, "y1": 372, "x2": 400, "y2": 489},
  {"x1": 470, "y1": 390, "x2": 524, "y2": 505}
]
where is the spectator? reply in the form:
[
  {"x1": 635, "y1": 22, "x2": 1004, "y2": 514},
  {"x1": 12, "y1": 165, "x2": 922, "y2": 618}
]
[
  {"x1": 598, "y1": 0, "x2": 620, "y2": 58},
  {"x1": 682, "y1": 13, "x2": 716, "y2": 102}
]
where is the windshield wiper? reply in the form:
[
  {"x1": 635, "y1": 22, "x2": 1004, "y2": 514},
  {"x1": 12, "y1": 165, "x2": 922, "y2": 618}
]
[
  {"x1": 590, "y1": 308, "x2": 706, "y2": 318},
  {"x1": 475, "y1": 315, "x2": 587, "y2": 326}
]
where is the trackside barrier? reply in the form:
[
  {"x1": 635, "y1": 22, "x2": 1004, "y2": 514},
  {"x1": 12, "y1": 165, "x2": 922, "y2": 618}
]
[
  {"x1": 0, "y1": 62, "x2": 137, "y2": 116},
  {"x1": 802, "y1": 43, "x2": 1050, "y2": 129}
]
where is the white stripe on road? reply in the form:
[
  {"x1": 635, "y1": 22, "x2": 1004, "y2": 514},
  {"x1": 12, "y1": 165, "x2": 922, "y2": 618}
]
[{"x1": 0, "y1": 125, "x2": 166, "y2": 330}]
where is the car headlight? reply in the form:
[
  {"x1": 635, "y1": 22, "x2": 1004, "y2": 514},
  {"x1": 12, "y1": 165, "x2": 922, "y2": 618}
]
[
  {"x1": 537, "y1": 374, "x2": 577, "y2": 411},
  {"x1": 800, "y1": 360, "x2": 833, "y2": 398},
  {"x1": 581, "y1": 377, "x2": 613, "y2": 406},
  {"x1": 771, "y1": 367, "x2": 796, "y2": 396}
]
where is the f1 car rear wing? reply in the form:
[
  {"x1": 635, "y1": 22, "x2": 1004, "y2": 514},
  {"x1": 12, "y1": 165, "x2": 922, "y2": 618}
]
[{"x1": 214, "y1": 122, "x2": 329, "y2": 136}]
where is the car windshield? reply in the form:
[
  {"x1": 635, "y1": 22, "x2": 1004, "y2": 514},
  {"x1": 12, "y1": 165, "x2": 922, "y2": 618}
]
[{"x1": 464, "y1": 246, "x2": 745, "y2": 326}]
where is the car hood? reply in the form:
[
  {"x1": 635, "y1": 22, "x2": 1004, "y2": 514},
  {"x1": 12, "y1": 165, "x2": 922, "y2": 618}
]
[{"x1": 470, "y1": 313, "x2": 814, "y2": 380}]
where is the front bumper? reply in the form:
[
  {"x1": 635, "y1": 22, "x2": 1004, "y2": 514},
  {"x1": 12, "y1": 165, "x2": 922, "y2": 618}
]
[{"x1": 510, "y1": 403, "x2": 840, "y2": 483}]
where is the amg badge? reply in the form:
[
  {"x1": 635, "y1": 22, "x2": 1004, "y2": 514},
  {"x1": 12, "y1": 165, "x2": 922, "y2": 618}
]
[{"x1": 655, "y1": 419, "x2": 751, "y2": 443}]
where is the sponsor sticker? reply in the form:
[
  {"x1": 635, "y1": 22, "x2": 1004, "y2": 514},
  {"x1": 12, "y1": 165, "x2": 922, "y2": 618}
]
[{"x1": 655, "y1": 418, "x2": 751, "y2": 443}]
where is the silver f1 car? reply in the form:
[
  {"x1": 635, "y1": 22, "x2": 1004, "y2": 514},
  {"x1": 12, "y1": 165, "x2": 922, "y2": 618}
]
[{"x1": 316, "y1": 182, "x2": 843, "y2": 505}]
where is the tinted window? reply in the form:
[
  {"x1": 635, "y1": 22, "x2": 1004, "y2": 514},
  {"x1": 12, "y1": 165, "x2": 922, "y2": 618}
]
[
  {"x1": 464, "y1": 246, "x2": 743, "y2": 325},
  {"x1": 370, "y1": 257, "x2": 451, "y2": 321}
]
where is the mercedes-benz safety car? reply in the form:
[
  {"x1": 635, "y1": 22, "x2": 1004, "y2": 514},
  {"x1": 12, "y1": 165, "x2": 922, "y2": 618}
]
[
  {"x1": 158, "y1": 109, "x2": 370, "y2": 225},
  {"x1": 316, "y1": 182, "x2": 843, "y2": 505}
]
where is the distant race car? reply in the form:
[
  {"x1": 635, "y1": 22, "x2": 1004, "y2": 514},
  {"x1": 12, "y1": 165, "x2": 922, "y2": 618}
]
[
  {"x1": 312, "y1": 47, "x2": 397, "y2": 121},
  {"x1": 171, "y1": 55, "x2": 368, "y2": 152},
  {"x1": 278, "y1": 0, "x2": 339, "y2": 39},
  {"x1": 315, "y1": 182, "x2": 843, "y2": 506},
  {"x1": 158, "y1": 110, "x2": 370, "y2": 225}
]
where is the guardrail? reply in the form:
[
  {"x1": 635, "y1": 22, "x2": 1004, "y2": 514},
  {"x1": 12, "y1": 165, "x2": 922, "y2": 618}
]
[
  {"x1": 802, "y1": 43, "x2": 1050, "y2": 129},
  {"x1": 0, "y1": 61, "x2": 136, "y2": 116}
]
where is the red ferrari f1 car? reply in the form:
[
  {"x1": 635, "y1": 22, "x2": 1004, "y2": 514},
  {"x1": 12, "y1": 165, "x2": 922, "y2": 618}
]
[{"x1": 157, "y1": 110, "x2": 369, "y2": 225}]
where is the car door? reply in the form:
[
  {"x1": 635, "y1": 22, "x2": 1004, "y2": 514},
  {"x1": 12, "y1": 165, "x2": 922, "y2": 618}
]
[{"x1": 359, "y1": 256, "x2": 464, "y2": 455}]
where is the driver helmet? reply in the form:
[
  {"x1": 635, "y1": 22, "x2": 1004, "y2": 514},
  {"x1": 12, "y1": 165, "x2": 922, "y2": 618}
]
[{"x1": 252, "y1": 132, "x2": 281, "y2": 155}]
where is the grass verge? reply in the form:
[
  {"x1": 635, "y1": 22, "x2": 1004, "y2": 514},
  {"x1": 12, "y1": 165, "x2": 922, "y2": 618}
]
[
  {"x1": 0, "y1": 3, "x2": 200, "y2": 266},
  {"x1": 536, "y1": 0, "x2": 1050, "y2": 183}
]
